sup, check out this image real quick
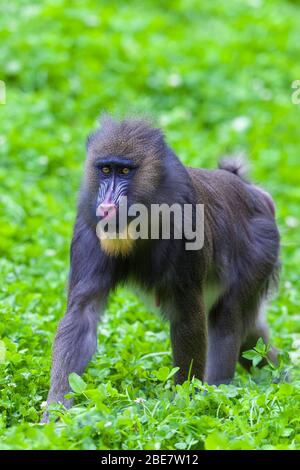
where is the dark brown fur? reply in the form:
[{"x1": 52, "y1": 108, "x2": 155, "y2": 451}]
[{"x1": 43, "y1": 116, "x2": 280, "y2": 420}]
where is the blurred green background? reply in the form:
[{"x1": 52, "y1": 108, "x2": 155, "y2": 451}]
[{"x1": 0, "y1": 0, "x2": 299, "y2": 450}]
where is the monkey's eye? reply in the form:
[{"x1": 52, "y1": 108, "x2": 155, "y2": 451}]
[
  {"x1": 101, "y1": 166, "x2": 111, "y2": 175},
  {"x1": 120, "y1": 167, "x2": 130, "y2": 175}
]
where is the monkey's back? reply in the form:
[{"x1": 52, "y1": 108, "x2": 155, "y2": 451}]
[
  {"x1": 188, "y1": 167, "x2": 252, "y2": 208},
  {"x1": 187, "y1": 166, "x2": 274, "y2": 220},
  {"x1": 187, "y1": 166, "x2": 280, "y2": 293}
]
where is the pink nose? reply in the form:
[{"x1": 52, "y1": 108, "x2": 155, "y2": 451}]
[{"x1": 96, "y1": 203, "x2": 116, "y2": 218}]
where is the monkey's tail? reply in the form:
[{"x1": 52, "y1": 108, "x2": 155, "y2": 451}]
[{"x1": 218, "y1": 155, "x2": 249, "y2": 181}]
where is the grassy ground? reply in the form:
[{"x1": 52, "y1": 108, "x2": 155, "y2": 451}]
[{"x1": 0, "y1": 0, "x2": 300, "y2": 450}]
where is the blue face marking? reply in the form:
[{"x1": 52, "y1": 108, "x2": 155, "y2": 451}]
[{"x1": 95, "y1": 158, "x2": 136, "y2": 211}]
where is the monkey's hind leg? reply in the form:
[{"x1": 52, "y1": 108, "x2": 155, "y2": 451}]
[
  {"x1": 169, "y1": 294, "x2": 207, "y2": 385},
  {"x1": 205, "y1": 294, "x2": 243, "y2": 386}
]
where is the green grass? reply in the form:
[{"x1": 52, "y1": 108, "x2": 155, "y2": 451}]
[{"x1": 0, "y1": 0, "x2": 300, "y2": 450}]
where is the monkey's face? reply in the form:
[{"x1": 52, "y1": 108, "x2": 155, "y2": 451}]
[
  {"x1": 84, "y1": 116, "x2": 165, "y2": 254},
  {"x1": 95, "y1": 156, "x2": 137, "y2": 222}
]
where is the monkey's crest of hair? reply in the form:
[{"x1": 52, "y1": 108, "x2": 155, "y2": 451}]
[{"x1": 87, "y1": 115, "x2": 166, "y2": 159}]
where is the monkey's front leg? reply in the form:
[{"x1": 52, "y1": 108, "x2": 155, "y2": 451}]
[
  {"x1": 41, "y1": 293, "x2": 107, "y2": 423},
  {"x1": 41, "y1": 219, "x2": 111, "y2": 423},
  {"x1": 169, "y1": 295, "x2": 207, "y2": 384},
  {"x1": 47, "y1": 297, "x2": 105, "y2": 406}
]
